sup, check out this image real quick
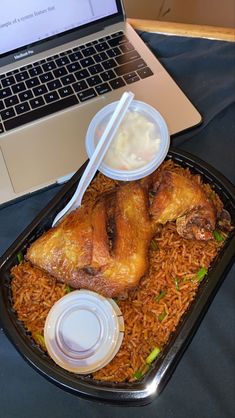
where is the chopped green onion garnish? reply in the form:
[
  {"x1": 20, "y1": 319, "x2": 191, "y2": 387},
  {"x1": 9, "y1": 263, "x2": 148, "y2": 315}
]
[
  {"x1": 158, "y1": 309, "x2": 167, "y2": 322},
  {"x1": 33, "y1": 332, "x2": 46, "y2": 350},
  {"x1": 150, "y1": 239, "x2": 158, "y2": 251},
  {"x1": 65, "y1": 285, "x2": 73, "y2": 293},
  {"x1": 155, "y1": 290, "x2": 167, "y2": 302},
  {"x1": 146, "y1": 347, "x2": 161, "y2": 364},
  {"x1": 17, "y1": 252, "x2": 24, "y2": 264},
  {"x1": 174, "y1": 277, "x2": 180, "y2": 290},
  {"x1": 133, "y1": 364, "x2": 151, "y2": 380},
  {"x1": 196, "y1": 267, "x2": 208, "y2": 282},
  {"x1": 133, "y1": 370, "x2": 143, "y2": 380},
  {"x1": 213, "y1": 230, "x2": 224, "y2": 242}
]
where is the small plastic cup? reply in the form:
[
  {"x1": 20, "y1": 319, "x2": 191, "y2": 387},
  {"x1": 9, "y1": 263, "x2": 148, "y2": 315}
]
[
  {"x1": 86, "y1": 100, "x2": 170, "y2": 181},
  {"x1": 44, "y1": 290, "x2": 124, "y2": 374}
]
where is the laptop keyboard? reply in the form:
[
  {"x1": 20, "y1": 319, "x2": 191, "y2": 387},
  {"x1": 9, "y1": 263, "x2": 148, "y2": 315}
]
[{"x1": 0, "y1": 31, "x2": 153, "y2": 134}]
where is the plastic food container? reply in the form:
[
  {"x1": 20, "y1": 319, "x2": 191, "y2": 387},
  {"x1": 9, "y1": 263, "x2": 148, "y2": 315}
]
[
  {"x1": 44, "y1": 290, "x2": 124, "y2": 374},
  {"x1": 0, "y1": 149, "x2": 234, "y2": 405},
  {"x1": 85, "y1": 100, "x2": 170, "y2": 181}
]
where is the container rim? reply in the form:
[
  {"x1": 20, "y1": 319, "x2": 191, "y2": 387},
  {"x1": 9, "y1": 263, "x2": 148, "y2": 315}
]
[{"x1": 0, "y1": 147, "x2": 234, "y2": 405}]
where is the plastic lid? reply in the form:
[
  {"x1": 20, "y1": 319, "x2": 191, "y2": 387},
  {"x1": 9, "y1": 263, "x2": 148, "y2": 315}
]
[
  {"x1": 44, "y1": 290, "x2": 124, "y2": 374},
  {"x1": 85, "y1": 100, "x2": 170, "y2": 181}
]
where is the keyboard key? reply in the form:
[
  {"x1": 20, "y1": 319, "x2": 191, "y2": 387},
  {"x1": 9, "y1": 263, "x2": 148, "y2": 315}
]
[
  {"x1": 95, "y1": 83, "x2": 111, "y2": 95},
  {"x1": 4, "y1": 96, "x2": 19, "y2": 107},
  {"x1": 12, "y1": 82, "x2": 26, "y2": 94},
  {"x1": 137, "y1": 66, "x2": 154, "y2": 79},
  {"x1": 87, "y1": 75, "x2": 102, "y2": 87},
  {"x1": 0, "y1": 100, "x2": 5, "y2": 110},
  {"x1": 55, "y1": 56, "x2": 70, "y2": 67},
  {"x1": 80, "y1": 57, "x2": 95, "y2": 68},
  {"x1": 53, "y1": 67, "x2": 68, "y2": 78},
  {"x1": 72, "y1": 80, "x2": 88, "y2": 92},
  {"x1": 83, "y1": 46, "x2": 96, "y2": 57},
  {"x1": 33, "y1": 85, "x2": 48, "y2": 96},
  {"x1": 40, "y1": 72, "x2": 54, "y2": 83},
  {"x1": 1, "y1": 107, "x2": 16, "y2": 120},
  {"x1": 32, "y1": 60, "x2": 45, "y2": 66},
  {"x1": 6, "y1": 70, "x2": 17, "y2": 76},
  {"x1": 4, "y1": 95, "x2": 19, "y2": 107},
  {"x1": 94, "y1": 51, "x2": 108, "y2": 63},
  {"x1": 95, "y1": 42, "x2": 109, "y2": 52},
  {"x1": 89, "y1": 63, "x2": 103, "y2": 75},
  {"x1": 106, "y1": 47, "x2": 121, "y2": 58},
  {"x1": 42, "y1": 62, "x2": 56, "y2": 72},
  {"x1": 115, "y1": 50, "x2": 140, "y2": 66},
  {"x1": 29, "y1": 97, "x2": 45, "y2": 109},
  {"x1": 77, "y1": 88, "x2": 97, "y2": 102},
  {"x1": 44, "y1": 91, "x2": 60, "y2": 103},
  {"x1": 119, "y1": 42, "x2": 135, "y2": 53},
  {"x1": 75, "y1": 69, "x2": 89, "y2": 81},
  {"x1": 2, "y1": 76, "x2": 16, "y2": 87},
  {"x1": 108, "y1": 35, "x2": 128, "y2": 47},
  {"x1": 29, "y1": 66, "x2": 43, "y2": 77},
  {"x1": 47, "y1": 79, "x2": 62, "y2": 91},
  {"x1": 123, "y1": 71, "x2": 138, "y2": 81},
  {"x1": 20, "y1": 64, "x2": 33, "y2": 70},
  {"x1": 61, "y1": 74, "x2": 76, "y2": 86},
  {"x1": 123, "y1": 72, "x2": 140, "y2": 84},
  {"x1": 103, "y1": 35, "x2": 111, "y2": 41},
  {"x1": 0, "y1": 87, "x2": 12, "y2": 99},
  {"x1": 102, "y1": 58, "x2": 117, "y2": 70},
  {"x1": 58, "y1": 86, "x2": 73, "y2": 98},
  {"x1": 111, "y1": 31, "x2": 124, "y2": 37},
  {"x1": 15, "y1": 71, "x2": 29, "y2": 82},
  {"x1": 69, "y1": 51, "x2": 83, "y2": 62},
  {"x1": 67, "y1": 62, "x2": 81, "y2": 73},
  {"x1": 26, "y1": 77, "x2": 40, "y2": 88},
  {"x1": 15, "y1": 102, "x2": 30, "y2": 115},
  {"x1": 100, "y1": 70, "x2": 116, "y2": 81},
  {"x1": 109, "y1": 77, "x2": 126, "y2": 90},
  {"x1": 0, "y1": 123, "x2": 4, "y2": 134},
  {"x1": 19, "y1": 90, "x2": 33, "y2": 102},
  {"x1": 3, "y1": 96, "x2": 79, "y2": 131},
  {"x1": 60, "y1": 50, "x2": 71, "y2": 56},
  {"x1": 96, "y1": 36, "x2": 106, "y2": 43},
  {"x1": 115, "y1": 59, "x2": 147, "y2": 76}
]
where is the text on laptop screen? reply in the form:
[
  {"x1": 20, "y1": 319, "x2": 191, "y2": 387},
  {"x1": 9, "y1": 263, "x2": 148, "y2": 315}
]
[{"x1": 0, "y1": 0, "x2": 118, "y2": 54}]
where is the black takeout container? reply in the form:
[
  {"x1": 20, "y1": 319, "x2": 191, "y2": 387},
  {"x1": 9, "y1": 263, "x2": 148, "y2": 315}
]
[{"x1": 0, "y1": 148, "x2": 235, "y2": 405}]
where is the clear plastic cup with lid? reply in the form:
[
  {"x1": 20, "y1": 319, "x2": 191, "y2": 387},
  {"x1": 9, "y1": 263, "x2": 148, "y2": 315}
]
[
  {"x1": 85, "y1": 100, "x2": 170, "y2": 181},
  {"x1": 44, "y1": 290, "x2": 124, "y2": 374}
]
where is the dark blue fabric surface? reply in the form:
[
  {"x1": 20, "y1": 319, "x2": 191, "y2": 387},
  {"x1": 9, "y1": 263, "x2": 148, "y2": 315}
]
[
  {"x1": 141, "y1": 32, "x2": 235, "y2": 184},
  {"x1": 0, "y1": 33, "x2": 234, "y2": 418}
]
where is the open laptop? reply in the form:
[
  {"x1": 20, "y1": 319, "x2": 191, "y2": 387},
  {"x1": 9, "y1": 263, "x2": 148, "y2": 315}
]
[{"x1": 0, "y1": 0, "x2": 201, "y2": 206}]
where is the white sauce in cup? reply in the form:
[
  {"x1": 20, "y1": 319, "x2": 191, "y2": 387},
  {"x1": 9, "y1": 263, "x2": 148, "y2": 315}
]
[{"x1": 95, "y1": 111, "x2": 161, "y2": 171}]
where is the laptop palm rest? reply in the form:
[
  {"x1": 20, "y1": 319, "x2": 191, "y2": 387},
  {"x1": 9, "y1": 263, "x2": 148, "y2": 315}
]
[{"x1": 1, "y1": 103, "x2": 103, "y2": 193}]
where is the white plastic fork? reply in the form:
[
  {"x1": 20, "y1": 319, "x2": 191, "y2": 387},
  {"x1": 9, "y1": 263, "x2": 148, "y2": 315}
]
[{"x1": 52, "y1": 91, "x2": 135, "y2": 227}]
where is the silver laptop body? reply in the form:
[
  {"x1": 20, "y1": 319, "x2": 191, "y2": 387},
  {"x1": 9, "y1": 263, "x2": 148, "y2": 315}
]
[{"x1": 0, "y1": 0, "x2": 201, "y2": 205}]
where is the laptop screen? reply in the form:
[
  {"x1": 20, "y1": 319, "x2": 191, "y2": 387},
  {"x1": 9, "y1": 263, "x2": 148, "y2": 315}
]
[{"x1": 0, "y1": 0, "x2": 122, "y2": 56}]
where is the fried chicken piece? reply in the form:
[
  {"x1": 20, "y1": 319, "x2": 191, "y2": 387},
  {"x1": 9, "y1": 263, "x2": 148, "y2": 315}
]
[
  {"x1": 26, "y1": 169, "x2": 218, "y2": 298},
  {"x1": 149, "y1": 170, "x2": 216, "y2": 240},
  {"x1": 26, "y1": 182, "x2": 153, "y2": 298}
]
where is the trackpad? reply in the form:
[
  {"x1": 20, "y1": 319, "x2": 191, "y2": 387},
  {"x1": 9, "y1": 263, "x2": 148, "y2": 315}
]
[{"x1": 0, "y1": 112, "x2": 89, "y2": 193}]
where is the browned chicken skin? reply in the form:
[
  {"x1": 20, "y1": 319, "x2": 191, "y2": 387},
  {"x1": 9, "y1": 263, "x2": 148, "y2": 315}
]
[
  {"x1": 26, "y1": 170, "x2": 217, "y2": 297},
  {"x1": 149, "y1": 170, "x2": 216, "y2": 240},
  {"x1": 27, "y1": 182, "x2": 153, "y2": 297}
]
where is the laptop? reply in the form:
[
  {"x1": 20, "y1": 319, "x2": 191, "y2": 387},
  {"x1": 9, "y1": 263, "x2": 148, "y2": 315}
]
[{"x1": 0, "y1": 0, "x2": 201, "y2": 206}]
